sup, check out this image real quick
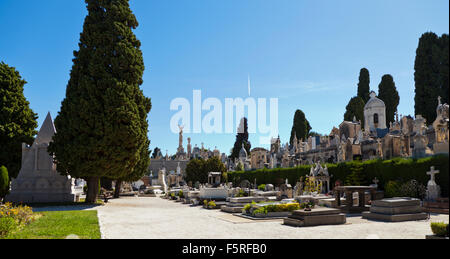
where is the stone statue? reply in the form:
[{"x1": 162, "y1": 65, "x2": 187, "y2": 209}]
[{"x1": 178, "y1": 124, "x2": 184, "y2": 146}]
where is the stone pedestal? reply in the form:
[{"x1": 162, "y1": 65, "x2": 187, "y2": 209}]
[
  {"x1": 423, "y1": 198, "x2": 449, "y2": 214},
  {"x1": 283, "y1": 207, "x2": 346, "y2": 227},
  {"x1": 362, "y1": 198, "x2": 428, "y2": 222}
]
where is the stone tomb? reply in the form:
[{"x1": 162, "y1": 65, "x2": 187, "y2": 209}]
[
  {"x1": 283, "y1": 207, "x2": 346, "y2": 227},
  {"x1": 362, "y1": 198, "x2": 428, "y2": 222},
  {"x1": 6, "y1": 113, "x2": 81, "y2": 203}
]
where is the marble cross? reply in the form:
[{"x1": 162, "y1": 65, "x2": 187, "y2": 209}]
[{"x1": 427, "y1": 166, "x2": 439, "y2": 182}]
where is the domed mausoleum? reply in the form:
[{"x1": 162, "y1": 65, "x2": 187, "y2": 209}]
[{"x1": 364, "y1": 91, "x2": 387, "y2": 133}]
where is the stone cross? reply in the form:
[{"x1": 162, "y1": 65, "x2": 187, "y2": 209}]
[
  {"x1": 373, "y1": 177, "x2": 379, "y2": 185},
  {"x1": 427, "y1": 167, "x2": 439, "y2": 184}
]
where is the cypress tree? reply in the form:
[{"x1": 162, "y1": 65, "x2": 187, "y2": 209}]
[
  {"x1": 114, "y1": 140, "x2": 150, "y2": 198},
  {"x1": 230, "y1": 117, "x2": 251, "y2": 160},
  {"x1": 344, "y1": 96, "x2": 365, "y2": 127},
  {"x1": 439, "y1": 34, "x2": 449, "y2": 105},
  {"x1": 378, "y1": 74, "x2": 400, "y2": 125},
  {"x1": 185, "y1": 158, "x2": 206, "y2": 184},
  {"x1": 357, "y1": 68, "x2": 371, "y2": 103},
  {"x1": 48, "y1": 0, "x2": 151, "y2": 203},
  {"x1": 0, "y1": 62, "x2": 38, "y2": 180},
  {"x1": 289, "y1": 109, "x2": 312, "y2": 146},
  {"x1": 414, "y1": 32, "x2": 444, "y2": 123}
]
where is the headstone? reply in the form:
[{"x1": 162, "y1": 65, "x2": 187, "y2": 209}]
[
  {"x1": 425, "y1": 167, "x2": 441, "y2": 201},
  {"x1": 265, "y1": 184, "x2": 274, "y2": 192}
]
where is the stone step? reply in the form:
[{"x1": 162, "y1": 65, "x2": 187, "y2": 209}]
[
  {"x1": 422, "y1": 207, "x2": 449, "y2": 214},
  {"x1": 362, "y1": 211, "x2": 428, "y2": 222},
  {"x1": 370, "y1": 205, "x2": 422, "y2": 215},
  {"x1": 290, "y1": 207, "x2": 341, "y2": 219},
  {"x1": 371, "y1": 198, "x2": 420, "y2": 208},
  {"x1": 423, "y1": 201, "x2": 449, "y2": 209}
]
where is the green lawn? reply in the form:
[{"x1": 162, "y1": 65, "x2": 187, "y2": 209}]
[{"x1": 5, "y1": 210, "x2": 101, "y2": 239}]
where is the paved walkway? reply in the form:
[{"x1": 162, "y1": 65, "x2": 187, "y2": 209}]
[{"x1": 94, "y1": 196, "x2": 449, "y2": 239}]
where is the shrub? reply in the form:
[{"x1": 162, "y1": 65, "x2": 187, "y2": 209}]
[
  {"x1": 207, "y1": 201, "x2": 216, "y2": 209},
  {"x1": 228, "y1": 155, "x2": 449, "y2": 196},
  {"x1": 236, "y1": 189, "x2": 248, "y2": 197},
  {"x1": 258, "y1": 184, "x2": 266, "y2": 191},
  {"x1": 243, "y1": 203, "x2": 252, "y2": 214},
  {"x1": 384, "y1": 181, "x2": 402, "y2": 198},
  {"x1": 178, "y1": 190, "x2": 184, "y2": 198},
  {"x1": 246, "y1": 202, "x2": 300, "y2": 216},
  {"x1": 399, "y1": 180, "x2": 426, "y2": 199},
  {"x1": 0, "y1": 217, "x2": 17, "y2": 238},
  {"x1": 431, "y1": 222, "x2": 449, "y2": 237},
  {"x1": 0, "y1": 166, "x2": 9, "y2": 201},
  {"x1": 252, "y1": 206, "x2": 268, "y2": 216},
  {"x1": 300, "y1": 201, "x2": 315, "y2": 209},
  {"x1": 0, "y1": 203, "x2": 34, "y2": 225}
]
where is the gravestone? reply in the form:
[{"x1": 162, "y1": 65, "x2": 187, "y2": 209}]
[
  {"x1": 240, "y1": 180, "x2": 251, "y2": 189},
  {"x1": 425, "y1": 167, "x2": 441, "y2": 201},
  {"x1": 6, "y1": 113, "x2": 81, "y2": 203},
  {"x1": 265, "y1": 184, "x2": 274, "y2": 192}
]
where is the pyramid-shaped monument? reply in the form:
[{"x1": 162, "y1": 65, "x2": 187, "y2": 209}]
[{"x1": 6, "y1": 112, "x2": 81, "y2": 203}]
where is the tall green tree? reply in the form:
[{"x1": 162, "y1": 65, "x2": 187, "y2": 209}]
[
  {"x1": 114, "y1": 142, "x2": 150, "y2": 198},
  {"x1": 414, "y1": 32, "x2": 449, "y2": 123},
  {"x1": 185, "y1": 158, "x2": 206, "y2": 184},
  {"x1": 0, "y1": 166, "x2": 9, "y2": 202},
  {"x1": 289, "y1": 110, "x2": 311, "y2": 146},
  {"x1": 48, "y1": 0, "x2": 151, "y2": 203},
  {"x1": 357, "y1": 68, "x2": 371, "y2": 103},
  {"x1": 378, "y1": 74, "x2": 400, "y2": 125},
  {"x1": 230, "y1": 117, "x2": 251, "y2": 160},
  {"x1": 344, "y1": 96, "x2": 365, "y2": 127},
  {"x1": 0, "y1": 62, "x2": 38, "y2": 181},
  {"x1": 151, "y1": 147, "x2": 161, "y2": 159},
  {"x1": 439, "y1": 34, "x2": 449, "y2": 105},
  {"x1": 185, "y1": 157, "x2": 226, "y2": 184}
]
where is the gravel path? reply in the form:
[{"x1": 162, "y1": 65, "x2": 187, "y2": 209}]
[{"x1": 95, "y1": 196, "x2": 449, "y2": 239}]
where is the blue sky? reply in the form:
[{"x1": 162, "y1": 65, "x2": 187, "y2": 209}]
[{"x1": 0, "y1": 0, "x2": 449, "y2": 155}]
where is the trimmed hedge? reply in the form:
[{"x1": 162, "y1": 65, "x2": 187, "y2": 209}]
[{"x1": 228, "y1": 155, "x2": 449, "y2": 197}]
